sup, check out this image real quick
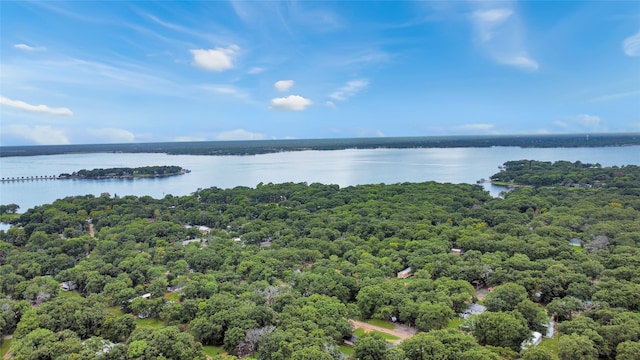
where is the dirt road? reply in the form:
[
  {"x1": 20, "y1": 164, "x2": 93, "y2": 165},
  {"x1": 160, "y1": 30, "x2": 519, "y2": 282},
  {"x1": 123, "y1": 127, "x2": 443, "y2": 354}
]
[{"x1": 349, "y1": 319, "x2": 417, "y2": 343}]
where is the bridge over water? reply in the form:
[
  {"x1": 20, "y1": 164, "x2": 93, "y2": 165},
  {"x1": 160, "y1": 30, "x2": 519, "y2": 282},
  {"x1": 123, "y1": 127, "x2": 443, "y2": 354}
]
[{"x1": 1, "y1": 176, "x2": 61, "y2": 182}]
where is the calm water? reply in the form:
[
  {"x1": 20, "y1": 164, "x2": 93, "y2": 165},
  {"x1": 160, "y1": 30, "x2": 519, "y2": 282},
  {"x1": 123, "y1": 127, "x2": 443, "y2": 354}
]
[{"x1": 1, "y1": 146, "x2": 639, "y2": 211}]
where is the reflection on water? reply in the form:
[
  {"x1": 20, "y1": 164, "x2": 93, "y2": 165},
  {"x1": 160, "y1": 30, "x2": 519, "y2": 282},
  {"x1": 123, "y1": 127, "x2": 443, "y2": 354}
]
[{"x1": 1, "y1": 146, "x2": 638, "y2": 211}]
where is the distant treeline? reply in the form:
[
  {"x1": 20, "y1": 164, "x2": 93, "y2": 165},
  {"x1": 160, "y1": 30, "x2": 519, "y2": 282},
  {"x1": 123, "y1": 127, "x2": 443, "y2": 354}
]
[
  {"x1": 491, "y1": 160, "x2": 640, "y2": 188},
  {"x1": 2, "y1": 133, "x2": 639, "y2": 157},
  {"x1": 60, "y1": 166, "x2": 185, "y2": 179}
]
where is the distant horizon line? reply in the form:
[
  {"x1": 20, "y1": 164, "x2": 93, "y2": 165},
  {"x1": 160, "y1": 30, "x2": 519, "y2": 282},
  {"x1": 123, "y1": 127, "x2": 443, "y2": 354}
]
[{"x1": 3, "y1": 132, "x2": 640, "y2": 149}]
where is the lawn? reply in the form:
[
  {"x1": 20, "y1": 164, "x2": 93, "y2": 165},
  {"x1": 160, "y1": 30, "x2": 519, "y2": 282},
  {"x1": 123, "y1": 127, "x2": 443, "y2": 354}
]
[
  {"x1": 135, "y1": 317, "x2": 164, "y2": 329},
  {"x1": 165, "y1": 292, "x2": 181, "y2": 302},
  {"x1": 366, "y1": 319, "x2": 396, "y2": 330},
  {"x1": 539, "y1": 337, "x2": 559, "y2": 355},
  {"x1": 354, "y1": 328, "x2": 400, "y2": 341},
  {"x1": 0, "y1": 339, "x2": 12, "y2": 358},
  {"x1": 58, "y1": 290, "x2": 81, "y2": 298},
  {"x1": 106, "y1": 306, "x2": 124, "y2": 316},
  {"x1": 202, "y1": 345, "x2": 226, "y2": 357},
  {"x1": 339, "y1": 344, "x2": 354, "y2": 355}
]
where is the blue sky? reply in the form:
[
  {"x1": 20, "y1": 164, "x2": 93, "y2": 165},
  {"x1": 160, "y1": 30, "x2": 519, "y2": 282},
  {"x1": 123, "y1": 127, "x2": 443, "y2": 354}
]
[{"x1": 1, "y1": 1, "x2": 639, "y2": 145}]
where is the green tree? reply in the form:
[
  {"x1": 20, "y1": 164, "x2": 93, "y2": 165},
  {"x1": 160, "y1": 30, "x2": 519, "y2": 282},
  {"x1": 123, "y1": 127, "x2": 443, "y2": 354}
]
[
  {"x1": 415, "y1": 302, "x2": 455, "y2": 332},
  {"x1": 470, "y1": 311, "x2": 530, "y2": 351},
  {"x1": 484, "y1": 283, "x2": 528, "y2": 312},
  {"x1": 223, "y1": 327, "x2": 246, "y2": 355},
  {"x1": 400, "y1": 332, "x2": 448, "y2": 360},
  {"x1": 558, "y1": 334, "x2": 598, "y2": 360},
  {"x1": 354, "y1": 333, "x2": 387, "y2": 360},
  {"x1": 521, "y1": 346, "x2": 560, "y2": 360},
  {"x1": 11, "y1": 328, "x2": 57, "y2": 360},
  {"x1": 617, "y1": 341, "x2": 640, "y2": 360}
]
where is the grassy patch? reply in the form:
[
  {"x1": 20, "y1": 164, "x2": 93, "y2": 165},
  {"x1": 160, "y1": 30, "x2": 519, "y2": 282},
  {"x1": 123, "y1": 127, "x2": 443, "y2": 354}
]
[
  {"x1": 539, "y1": 337, "x2": 559, "y2": 354},
  {"x1": 107, "y1": 306, "x2": 124, "y2": 316},
  {"x1": 353, "y1": 328, "x2": 399, "y2": 341},
  {"x1": 165, "y1": 292, "x2": 181, "y2": 302},
  {"x1": 448, "y1": 317, "x2": 464, "y2": 329},
  {"x1": 366, "y1": 319, "x2": 395, "y2": 330},
  {"x1": 1, "y1": 339, "x2": 12, "y2": 358},
  {"x1": 339, "y1": 344, "x2": 354, "y2": 355},
  {"x1": 58, "y1": 290, "x2": 81, "y2": 298},
  {"x1": 202, "y1": 345, "x2": 226, "y2": 357},
  {"x1": 135, "y1": 317, "x2": 164, "y2": 329}
]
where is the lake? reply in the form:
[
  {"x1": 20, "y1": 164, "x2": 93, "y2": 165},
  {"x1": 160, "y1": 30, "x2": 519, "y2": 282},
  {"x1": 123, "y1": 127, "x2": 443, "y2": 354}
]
[{"x1": 1, "y1": 146, "x2": 639, "y2": 211}]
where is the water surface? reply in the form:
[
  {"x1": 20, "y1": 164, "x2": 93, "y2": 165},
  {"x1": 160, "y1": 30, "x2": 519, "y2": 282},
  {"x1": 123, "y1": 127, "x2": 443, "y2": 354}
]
[{"x1": 1, "y1": 146, "x2": 638, "y2": 211}]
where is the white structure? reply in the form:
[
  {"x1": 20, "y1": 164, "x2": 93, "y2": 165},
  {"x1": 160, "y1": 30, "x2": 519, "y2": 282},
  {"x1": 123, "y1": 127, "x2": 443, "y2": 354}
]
[
  {"x1": 461, "y1": 303, "x2": 487, "y2": 319},
  {"x1": 397, "y1": 267, "x2": 413, "y2": 279},
  {"x1": 521, "y1": 331, "x2": 543, "y2": 349},
  {"x1": 60, "y1": 281, "x2": 77, "y2": 291}
]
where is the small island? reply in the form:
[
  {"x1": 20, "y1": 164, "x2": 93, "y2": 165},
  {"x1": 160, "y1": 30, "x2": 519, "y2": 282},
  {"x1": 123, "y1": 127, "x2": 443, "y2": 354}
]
[{"x1": 59, "y1": 165, "x2": 189, "y2": 180}]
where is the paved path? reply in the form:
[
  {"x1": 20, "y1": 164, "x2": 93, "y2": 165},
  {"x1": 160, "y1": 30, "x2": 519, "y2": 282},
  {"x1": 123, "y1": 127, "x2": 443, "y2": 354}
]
[{"x1": 349, "y1": 319, "x2": 417, "y2": 344}]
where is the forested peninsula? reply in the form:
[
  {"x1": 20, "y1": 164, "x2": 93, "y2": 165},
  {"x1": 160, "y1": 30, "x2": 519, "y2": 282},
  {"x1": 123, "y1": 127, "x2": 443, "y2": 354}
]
[
  {"x1": 2, "y1": 133, "x2": 639, "y2": 157},
  {"x1": 1, "y1": 161, "x2": 640, "y2": 359},
  {"x1": 59, "y1": 166, "x2": 188, "y2": 180}
]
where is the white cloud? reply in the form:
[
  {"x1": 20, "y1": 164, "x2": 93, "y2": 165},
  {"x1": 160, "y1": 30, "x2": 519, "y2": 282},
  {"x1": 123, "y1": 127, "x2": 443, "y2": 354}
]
[
  {"x1": 590, "y1": 90, "x2": 640, "y2": 102},
  {"x1": 216, "y1": 129, "x2": 266, "y2": 140},
  {"x1": 274, "y1": 80, "x2": 295, "y2": 92},
  {"x1": 469, "y1": 6, "x2": 538, "y2": 71},
  {"x1": 622, "y1": 31, "x2": 640, "y2": 57},
  {"x1": 498, "y1": 55, "x2": 539, "y2": 71},
  {"x1": 270, "y1": 95, "x2": 313, "y2": 111},
  {"x1": 325, "y1": 101, "x2": 336, "y2": 109},
  {"x1": 190, "y1": 45, "x2": 240, "y2": 72},
  {"x1": 451, "y1": 124, "x2": 495, "y2": 131},
  {"x1": 86, "y1": 128, "x2": 135, "y2": 142},
  {"x1": 573, "y1": 114, "x2": 601, "y2": 125},
  {"x1": 2, "y1": 125, "x2": 69, "y2": 144},
  {"x1": 555, "y1": 114, "x2": 601, "y2": 128},
  {"x1": 0, "y1": 96, "x2": 73, "y2": 116},
  {"x1": 174, "y1": 135, "x2": 206, "y2": 142},
  {"x1": 14, "y1": 43, "x2": 46, "y2": 52},
  {"x1": 201, "y1": 85, "x2": 250, "y2": 100},
  {"x1": 329, "y1": 79, "x2": 369, "y2": 101},
  {"x1": 247, "y1": 66, "x2": 265, "y2": 74},
  {"x1": 471, "y1": 8, "x2": 513, "y2": 42}
]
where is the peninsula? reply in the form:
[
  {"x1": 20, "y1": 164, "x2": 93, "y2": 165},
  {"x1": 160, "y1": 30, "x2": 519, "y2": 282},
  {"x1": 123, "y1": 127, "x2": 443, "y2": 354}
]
[{"x1": 59, "y1": 166, "x2": 188, "y2": 180}]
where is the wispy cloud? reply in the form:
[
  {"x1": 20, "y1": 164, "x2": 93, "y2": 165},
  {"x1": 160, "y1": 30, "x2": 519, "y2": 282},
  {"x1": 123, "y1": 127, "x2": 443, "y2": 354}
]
[
  {"x1": 200, "y1": 85, "x2": 250, "y2": 101},
  {"x1": 497, "y1": 55, "x2": 539, "y2": 71},
  {"x1": 0, "y1": 96, "x2": 73, "y2": 116},
  {"x1": 622, "y1": 31, "x2": 640, "y2": 57},
  {"x1": 190, "y1": 45, "x2": 240, "y2": 72},
  {"x1": 325, "y1": 101, "x2": 336, "y2": 109},
  {"x1": 247, "y1": 67, "x2": 265, "y2": 75},
  {"x1": 330, "y1": 79, "x2": 369, "y2": 101},
  {"x1": 270, "y1": 95, "x2": 312, "y2": 111},
  {"x1": 469, "y1": 5, "x2": 538, "y2": 71},
  {"x1": 274, "y1": 80, "x2": 295, "y2": 92},
  {"x1": 554, "y1": 114, "x2": 601, "y2": 128},
  {"x1": 216, "y1": 129, "x2": 266, "y2": 140},
  {"x1": 451, "y1": 124, "x2": 495, "y2": 131},
  {"x1": 2, "y1": 125, "x2": 70, "y2": 144},
  {"x1": 86, "y1": 128, "x2": 135, "y2": 142},
  {"x1": 590, "y1": 90, "x2": 640, "y2": 102},
  {"x1": 14, "y1": 44, "x2": 46, "y2": 52},
  {"x1": 471, "y1": 9, "x2": 513, "y2": 42}
]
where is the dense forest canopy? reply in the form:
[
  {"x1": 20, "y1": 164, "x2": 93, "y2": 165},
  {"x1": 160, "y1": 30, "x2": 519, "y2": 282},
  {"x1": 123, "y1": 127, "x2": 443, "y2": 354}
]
[
  {"x1": 1, "y1": 160, "x2": 639, "y2": 359},
  {"x1": 1, "y1": 133, "x2": 639, "y2": 157},
  {"x1": 491, "y1": 160, "x2": 640, "y2": 188}
]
